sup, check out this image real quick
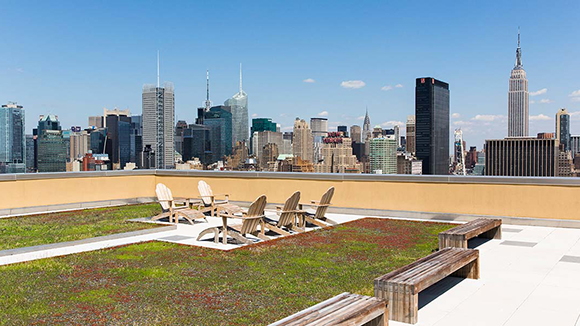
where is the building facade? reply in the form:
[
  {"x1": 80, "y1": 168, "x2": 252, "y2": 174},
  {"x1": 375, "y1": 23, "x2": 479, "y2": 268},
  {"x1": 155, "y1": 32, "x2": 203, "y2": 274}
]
[
  {"x1": 397, "y1": 152, "x2": 422, "y2": 175},
  {"x1": 292, "y1": 118, "x2": 314, "y2": 163},
  {"x1": 508, "y1": 31, "x2": 529, "y2": 137},
  {"x1": 142, "y1": 82, "x2": 175, "y2": 169},
  {"x1": 314, "y1": 132, "x2": 361, "y2": 173},
  {"x1": 0, "y1": 102, "x2": 26, "y2": 173},
  {"x1": 415, "y1": 77, "x2": 450, "y2": 175},
  {"x1": 350, "y1": 125, "x2": 362, "y2": 144},
  {"x1": 369, "y1": 136, "x2": 397, "y2": 174},
  {"x1": 406, "y1": 115, "x2": 415, "y2": 153},
  {"x1": 485, "y1": 137, "x2": 559, "y2": 177}
]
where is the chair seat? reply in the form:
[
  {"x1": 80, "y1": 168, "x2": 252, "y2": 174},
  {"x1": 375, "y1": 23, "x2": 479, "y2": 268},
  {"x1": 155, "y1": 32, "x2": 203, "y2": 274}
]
[
  {"x1": 218, "y1": 203, "x2": 243, "y2": 215},
  {"x1": 176, "y1": 209, "x2": 207, "y2": 220}
]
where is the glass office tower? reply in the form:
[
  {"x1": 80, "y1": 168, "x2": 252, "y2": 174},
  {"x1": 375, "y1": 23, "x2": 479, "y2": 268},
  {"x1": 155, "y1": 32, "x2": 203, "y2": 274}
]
[
  {"x1": 415, "y1": 77, "x2": 450, "y2": 175},
  {"x1": 0, "y1": 102, "x2": 26, "y2": 173}
]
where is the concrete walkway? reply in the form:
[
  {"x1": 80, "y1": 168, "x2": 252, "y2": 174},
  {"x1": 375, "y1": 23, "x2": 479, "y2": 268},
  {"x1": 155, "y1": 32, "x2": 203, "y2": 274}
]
[{"x1": 390, "y1": 224, "x2": 580, "y2": 326}]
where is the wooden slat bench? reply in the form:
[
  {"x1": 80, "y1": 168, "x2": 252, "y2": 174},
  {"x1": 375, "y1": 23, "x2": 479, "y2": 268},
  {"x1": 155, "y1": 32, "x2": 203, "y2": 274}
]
[
  {"x1": 269, "y1": 292, "x2": 388, "y2": 326},
  {"x1": 374, "y1": 248, "x2": 479, "y2": 324},
  {"x1": 438, "y1": 218, "x2": 502, "y2": 249}
]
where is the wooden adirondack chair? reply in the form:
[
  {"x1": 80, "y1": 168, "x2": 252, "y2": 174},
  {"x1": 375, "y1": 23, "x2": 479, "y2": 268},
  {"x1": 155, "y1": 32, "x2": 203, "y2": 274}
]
[
  {"x1": 197, "y1": 180, "x2": 243, "y2": 217},
  {"x1": 196, "y1": 195, "x2": 269, "y2": 245},
  {"x1": 153, "y1": 183, "x2": 207, "y2": 224},
  {"x1": 263, "y1": 191, "x2": 302, "y2": 236},
  {"x1": 298, "y1": 187, "x2": 337, "y2": 228}
]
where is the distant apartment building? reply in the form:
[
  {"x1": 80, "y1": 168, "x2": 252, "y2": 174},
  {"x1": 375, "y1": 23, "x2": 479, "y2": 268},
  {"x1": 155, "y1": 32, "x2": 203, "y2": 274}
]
[
  {"x1": 261, "y1": 143, "x2": 279, "y2": 170},
  {"x1": 557, "y1": 150, "x2": 575, "y2": 177},
  {"x1": 397, "y1": 152, "x2": 422, "y2": 175},
  {"x1": 142, "y1": 82, "x2": 175, "y2": 169},
  {"x1": 0, "y1": 102, "x2": 26, "y2": 173},
  {"x1": 292, "y1": 118, "x2": 313, "y2": 163},
  {"x1": 252, "y1": 130, "x2": 283, "y2": 167},
  {"x1": 369, "y1": 136, "x2": 397, "y2": 174},
  {"x1": 69, "y1": 128, "x2": 90, "y2": 162},
  {"x1": 570, "y1": 135, "x2": 580, "y2": 154},
  {"x1": 314, "y1": 132, "x2": 361, "y2": 173},
  {"x1": 485, "y1": 137, "x2": 559, "y2": 177},
  {"x1": 415, "y1": 77, "x2": 450, "y2": 175},
  {"x1": 88, "y1": 116, "x2": 103, "y2": 128}
]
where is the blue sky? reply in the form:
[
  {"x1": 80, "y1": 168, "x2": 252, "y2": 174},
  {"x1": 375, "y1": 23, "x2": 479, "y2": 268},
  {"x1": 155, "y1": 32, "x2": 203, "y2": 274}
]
[{"x1": 1, "y1": 0, "x2": 579, "y2": 148}]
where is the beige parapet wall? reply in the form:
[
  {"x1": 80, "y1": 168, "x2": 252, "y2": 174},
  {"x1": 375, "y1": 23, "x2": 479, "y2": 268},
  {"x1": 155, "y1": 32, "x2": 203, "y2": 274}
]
[{"x1": 1, "y1": 170, "x2": 579, "y2": 221}]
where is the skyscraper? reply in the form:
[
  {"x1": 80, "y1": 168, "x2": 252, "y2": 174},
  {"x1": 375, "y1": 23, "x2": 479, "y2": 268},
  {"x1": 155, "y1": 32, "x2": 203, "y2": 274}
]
[
  {"x1": 415, "y1": 77, "x2": 450, "y2": 175},
  {"x1": 201, "y1": 105, "x2": 233, "y2": 163},
  {"x1": 362, "y1": 108, "x2": 371, "y2": 142},
  {"x1": 556, "y1": 108, "x2": 570, "y2": 151},
  {"x1": 350, "y1": 125, "x2": 361, "y2": 144},
  {"x1": 142, "y1": 53, "x2": 175, "y2": 169},
  {"x1": 393, "y1": 125, "x2": 401, "y2": 149},
  {"x1": 0, "y1": 102, "x2": 26, "y2": 173},
  {"x1": 224, "y1": 64, "x2": 249, "y2": 145},
  {"x1": 311, "y1": 117, "x2": 328, "y2": 163},
  {"x1": 104, "y1": 108, "x2": 131, "y2": 169},
  {"x1": 292, "y1": 118, "x2": 314, "y2": 163},
  {"x1": 35, "y1": 115, "x2": 67, "y2": 173},
  {"x1": 406, "y1": 115, "x2": 416, "y2": 153},
  {"x1": 369, "y1": 136, "x2": 397, "y2": 174},
  {"x1": 508, "y1": 29, "x2": 529, "y2": 137}
]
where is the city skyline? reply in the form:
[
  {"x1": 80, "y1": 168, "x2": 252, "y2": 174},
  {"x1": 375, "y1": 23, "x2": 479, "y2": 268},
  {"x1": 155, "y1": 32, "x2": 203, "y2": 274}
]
[{"x1": 1, "y1": 1, "x2": 579, "y2": 149}]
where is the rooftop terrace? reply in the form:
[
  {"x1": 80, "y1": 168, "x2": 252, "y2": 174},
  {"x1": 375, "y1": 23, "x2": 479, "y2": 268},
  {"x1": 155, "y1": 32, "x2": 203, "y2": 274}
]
[{"x1": 1, "y1": 170, "x2": 580, "y2": 325}]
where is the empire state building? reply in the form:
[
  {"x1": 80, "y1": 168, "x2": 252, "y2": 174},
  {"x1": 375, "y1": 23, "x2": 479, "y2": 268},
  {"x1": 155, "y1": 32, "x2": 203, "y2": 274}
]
[{"x1": 508, "y1": 30, "x2": 529, "y2": 137}]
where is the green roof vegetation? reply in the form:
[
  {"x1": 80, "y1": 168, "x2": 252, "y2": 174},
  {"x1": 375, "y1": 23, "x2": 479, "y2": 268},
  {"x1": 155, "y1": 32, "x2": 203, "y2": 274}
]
[
  {"x1": 0, "y1": 204, "x2": 162, "y2": 251},
  {"x1": 0, "y1": 217, "x2": 452, "y2": 325}
]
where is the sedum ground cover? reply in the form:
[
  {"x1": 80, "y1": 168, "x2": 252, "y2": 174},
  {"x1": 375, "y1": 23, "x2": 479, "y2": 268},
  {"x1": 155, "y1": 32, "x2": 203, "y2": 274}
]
[
  {"x1": 0, "y1": 204, "x2": 162, "y2": 251},
  {"x1": 0, "y1": 218, "x2": 452, "y2": 325}
]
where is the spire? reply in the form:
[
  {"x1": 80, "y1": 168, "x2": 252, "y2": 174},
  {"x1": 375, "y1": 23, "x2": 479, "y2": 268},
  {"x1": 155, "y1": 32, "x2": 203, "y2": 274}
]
[
  {"x1": 239, "y1": 63, "x2": 243, "y2": 93},
  {"x1": 515, "y1": 27, "x2": 523, "y2": 68},
  {"x1": 205, "y1": 70, "x2": 211, "y2": 111},
  {"x1": 157, "y1": 50, "x2": 160, "y2": 88}
]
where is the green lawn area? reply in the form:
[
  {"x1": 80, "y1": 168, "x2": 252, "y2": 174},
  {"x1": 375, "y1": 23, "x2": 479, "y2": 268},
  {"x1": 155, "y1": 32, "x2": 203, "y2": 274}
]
[
  {"x1": 0, "y1": 218, "x2": 452, "y2": 325},
  {"x1": 0, "y1": 204, "x2": 162, "y2": 251}
]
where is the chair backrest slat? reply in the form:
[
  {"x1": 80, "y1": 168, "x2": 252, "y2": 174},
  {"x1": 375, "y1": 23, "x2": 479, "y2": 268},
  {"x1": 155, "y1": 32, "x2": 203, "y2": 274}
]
[
  {"x1": 314, "y1": 187, "x2": 334, "y2": 219},
  {"x1": 241, "y1": 195, "x2": 267, "y2": 234},
  {"x1": 155, "y1": 183, "x2": 174, "y2": 211},
  {"x1": 278, "y1": 191, "x2": 300, "y2": 227},
  {"x1": 198, "y1": 181, "x2": 213, "y2": 206}
]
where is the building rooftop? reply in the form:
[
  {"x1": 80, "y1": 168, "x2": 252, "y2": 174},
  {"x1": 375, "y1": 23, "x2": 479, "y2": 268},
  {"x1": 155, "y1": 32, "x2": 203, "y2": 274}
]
[{"x1": 1, "y1": 170, "x2": 579, "y2": 325}]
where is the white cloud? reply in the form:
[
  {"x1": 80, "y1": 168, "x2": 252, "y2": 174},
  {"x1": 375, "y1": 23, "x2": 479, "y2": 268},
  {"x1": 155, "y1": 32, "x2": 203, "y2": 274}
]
[
  {"x1": 530, "y1": 88, "x2": 547, "y2": 96},
  {"x1": 453, "y1": 120, "x2": 473, "y2": 126},
  {"x1": 281, "y1": 126, "x2": 293, "y2": 132},
  {"x1": 251, "y1": 113, "x2": 258, "y2": 118},
  {"x1": 356, "y1": 115, "x2": 365, "y2": 120},
  {"x1": 340, "y1": 80, "x2": 366, "y2": 89},
  {"x1": 530, "y1": 100, "x2": 536, "y2": 104},
  {"x1": 529, "y1": 114, "x2": 551, "y2": 121},
  {"x1": 303, "y1": 78, "x2": 315, "y2": 83},
  {"x1": 395, "y1": 84, "x2": 403, "y2": 88},
  {"x1": 317, "y1": 110, "x2": 329, "y2": 117},
  {"x1": 451, "y1": 113, "x2": 460, "y2": 119},
  {"x1": 471, "y1": 114, "x2": 506, "y2": 122},
  {"x1": 569, "y1": 90, "x2": 580, "y2": 97},
  {"x1": 539, "y1": 99, "x2": 552, "y2": 104},
  {"x1": 571, "y1": 97, "x2": 580, "y2": 103},
  {"x1": 380, "y1": 121, "x2": 404, "y2": 128},
  {"x1": 381, "y1": 85, "x2": 393, "y2": 91}
]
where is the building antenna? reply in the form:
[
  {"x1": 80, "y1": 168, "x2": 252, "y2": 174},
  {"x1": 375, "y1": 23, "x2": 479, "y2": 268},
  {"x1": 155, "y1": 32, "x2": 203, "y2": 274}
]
[
  {"x1": 239, "y1": 63, "x2": 243, "y2": 93},
  {"x1": 205, "y1": 70, "x2": 211, "y2": 111},
  {"x1": 157, "y1": 50, "x2": 160, "y2": 88},
  {"x1": 517, "y1": 26, "x2": 520, "y2": 48}
]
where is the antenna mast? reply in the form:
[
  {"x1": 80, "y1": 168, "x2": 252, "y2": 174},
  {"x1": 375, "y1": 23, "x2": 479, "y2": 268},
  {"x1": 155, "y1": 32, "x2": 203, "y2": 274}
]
[{"x1": 157, "y1": 50, "x2": 160, "y2": 88}]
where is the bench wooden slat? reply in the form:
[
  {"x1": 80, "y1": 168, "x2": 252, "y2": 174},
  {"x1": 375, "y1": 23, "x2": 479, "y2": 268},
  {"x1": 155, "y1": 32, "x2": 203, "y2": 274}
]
[
  {"x1": 439, "y1": 218, "x2": 502, "y2": 249},
  {"x1": 270, "y1": 292, "x2": 387, "y2": 326},
  {"x1": 374, "y1": 248, "x2": 479, "y2": 324}
]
